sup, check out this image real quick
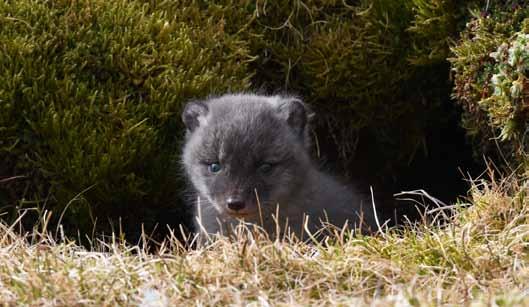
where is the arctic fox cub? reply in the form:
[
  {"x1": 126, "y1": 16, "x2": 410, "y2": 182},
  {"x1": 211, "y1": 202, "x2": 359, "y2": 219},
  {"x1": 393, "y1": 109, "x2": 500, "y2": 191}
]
[{"x1": 181, "y1": 94, "x2": 375, "y2": 237}]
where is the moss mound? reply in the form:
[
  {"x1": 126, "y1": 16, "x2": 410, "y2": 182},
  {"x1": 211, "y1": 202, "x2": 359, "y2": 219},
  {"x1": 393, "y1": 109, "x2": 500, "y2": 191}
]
[
  {"x1": 450, "y1": 2, "x2": 529, "y2": 174},
  {"x1": 0, "y1": 0, "x2": 252, "y2": 233},
  {"x1": 242, "y1": 0, "x2": 479, "y2": 174},
  {"x1": 0, "y1": 0, "x2": 495, "y2": 236}
]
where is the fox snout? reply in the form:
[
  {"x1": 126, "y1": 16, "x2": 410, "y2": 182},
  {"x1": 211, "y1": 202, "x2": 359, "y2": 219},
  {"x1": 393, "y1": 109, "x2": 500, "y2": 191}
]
[
  {"x1": 220, "y1": 191, "x2": 259, "y2": 217},
  {"x1": 226, "y1": 197, "x2": 246, "y2": 212}
]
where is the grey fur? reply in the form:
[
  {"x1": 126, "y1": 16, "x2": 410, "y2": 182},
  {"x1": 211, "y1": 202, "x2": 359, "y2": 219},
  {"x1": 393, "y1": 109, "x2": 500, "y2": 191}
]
[{"x1": 181, "y1": 93, "x2": 376, "y2": 238}]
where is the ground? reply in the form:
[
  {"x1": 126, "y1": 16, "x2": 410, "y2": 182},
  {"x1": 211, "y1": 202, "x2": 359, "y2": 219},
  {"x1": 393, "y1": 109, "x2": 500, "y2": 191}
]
[{"x1": 0, "y1": 173, "x2": 528, "y2": 306}]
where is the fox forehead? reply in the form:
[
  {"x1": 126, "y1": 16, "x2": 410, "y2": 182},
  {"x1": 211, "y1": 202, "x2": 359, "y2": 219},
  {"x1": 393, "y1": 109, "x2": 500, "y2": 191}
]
[
  {"x1": 186, "y1": 123, "x2": 294, "y2": 172},
  {"x1": 208, "y1": 93, "x2": 284, "y2": 107},
  {"x1": 183, "y1": 93, "x2": 308, "y2": 167},
  {"x1": 190, "y1": 121, "x2": 293, "y2": 164}
]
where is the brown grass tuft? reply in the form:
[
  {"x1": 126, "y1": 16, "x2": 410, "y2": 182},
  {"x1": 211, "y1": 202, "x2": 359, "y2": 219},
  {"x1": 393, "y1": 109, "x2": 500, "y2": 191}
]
[{"x1": 0, "y1": 173, "x2": 528, "y2": 305}]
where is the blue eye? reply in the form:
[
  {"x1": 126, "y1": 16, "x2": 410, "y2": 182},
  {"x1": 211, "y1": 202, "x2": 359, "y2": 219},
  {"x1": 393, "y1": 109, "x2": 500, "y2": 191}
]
[
  {"x1": 208, "y1": 163, "x2": 222, "y2": 173},
  {"x1": 258, "y1": 163, "x2": 273, "y2": 174}
]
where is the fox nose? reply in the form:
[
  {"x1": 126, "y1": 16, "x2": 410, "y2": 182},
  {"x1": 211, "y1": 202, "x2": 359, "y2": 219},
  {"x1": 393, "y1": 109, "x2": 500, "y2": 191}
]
[{"x1": 226, "y1": 198, "x2": 245, "y2": 211}]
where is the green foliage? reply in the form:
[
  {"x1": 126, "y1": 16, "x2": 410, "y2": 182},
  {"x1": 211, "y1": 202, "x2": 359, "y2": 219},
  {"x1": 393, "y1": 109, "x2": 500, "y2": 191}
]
[
  {"x1": 0, "y1": 0, "x2": 252, "y2": 232},
  {"x1": 450, "y1": 4, "x2": 529, "y2": 172},
  {"x1": 0, "y1": 0, "x2": 494, "y2": 235},
  {"x1": 248, "y1": 0, "x2": 414, "y2": 120},
  {"x1": 485, "y1": 32, "x2": 529, "y2": 141},
  {"x1": 407, "y1": 0, "x2": 474, "y2": 65},
  {"x1": 241, "y1": 0, "x2": 478, "y2": 167}
]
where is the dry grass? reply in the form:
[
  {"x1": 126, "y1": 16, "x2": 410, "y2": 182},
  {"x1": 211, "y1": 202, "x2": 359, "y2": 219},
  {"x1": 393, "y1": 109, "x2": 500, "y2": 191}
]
[{"x1": 1, "y1": 175, "x2": 529, "y2": 306}]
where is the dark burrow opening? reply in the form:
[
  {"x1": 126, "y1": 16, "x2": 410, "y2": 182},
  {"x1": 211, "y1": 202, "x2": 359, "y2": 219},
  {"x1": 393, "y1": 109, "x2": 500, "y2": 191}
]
[{"x1": 313, "y1": 103, "x2": 486, "y2": 228}]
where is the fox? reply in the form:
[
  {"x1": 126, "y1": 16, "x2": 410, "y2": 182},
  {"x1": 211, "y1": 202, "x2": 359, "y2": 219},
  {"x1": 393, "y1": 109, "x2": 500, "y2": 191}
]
[{"x1": 181, "y1": 93, "x2": 376, "y2": 238}]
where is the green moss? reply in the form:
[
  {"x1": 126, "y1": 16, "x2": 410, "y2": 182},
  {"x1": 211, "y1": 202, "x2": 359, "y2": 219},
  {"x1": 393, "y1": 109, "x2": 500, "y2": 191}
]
[
  {"x1": 450, "y1": 4, "x2": 529, "y2": 173},
  {"x1": 242, "y1": 0, "x2": 479, "y2": 168},
  {"x1": 0, "y1": 0, "x2": 252, "y2": 233},
  {"x1": 0, "y1": 0, "x2": 493, "y2": 236}
]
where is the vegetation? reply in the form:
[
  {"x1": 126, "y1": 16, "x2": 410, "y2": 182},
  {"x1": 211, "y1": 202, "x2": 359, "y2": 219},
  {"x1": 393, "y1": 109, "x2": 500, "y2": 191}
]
[
  {"x1": 245, "y1": 0, "x2": 478, "y2": 167},
  {"x1": 0, "y1": 0, "x2": 489, "y2": 234},
  {"x1": 1, "y1": 0, "x2": 529, "y2": 304},
  {"x1": 451, "y1": 2, "x2": 529, "y2": 174},
  {"x1": 0, "y1": 0, "x2": 252, "y2": 234},
  {"x1": 0, "y1": 175, "x2": 527, "y2": 305}
]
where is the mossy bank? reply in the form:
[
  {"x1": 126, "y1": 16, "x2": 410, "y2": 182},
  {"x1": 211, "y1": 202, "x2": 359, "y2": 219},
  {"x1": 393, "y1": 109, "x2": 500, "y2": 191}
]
[{"x1": 2, "y1": 0, "x2": 525, "y2": 237}]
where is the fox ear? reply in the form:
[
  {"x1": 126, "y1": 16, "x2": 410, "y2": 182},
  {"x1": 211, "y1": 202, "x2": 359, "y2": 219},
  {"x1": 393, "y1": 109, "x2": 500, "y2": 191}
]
[
  {"x1": 277, "y1": 97, "x2": 310, "y2": 136},
  {"x1": 182, "y1": 101, "x2": 209, "y2": 132}
]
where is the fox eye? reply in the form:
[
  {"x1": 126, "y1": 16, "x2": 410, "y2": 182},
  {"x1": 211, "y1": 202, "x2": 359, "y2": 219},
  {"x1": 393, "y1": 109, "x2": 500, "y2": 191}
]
[
  {"x1": 208, "y1": 163, "x2": 222, "y2": 173},
  {"x1": 258, "y1": 163, "x2": 273, "y2": 174}
]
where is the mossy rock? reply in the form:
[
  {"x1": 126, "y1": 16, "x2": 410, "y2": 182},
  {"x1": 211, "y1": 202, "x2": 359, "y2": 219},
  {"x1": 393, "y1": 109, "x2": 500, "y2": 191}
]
[{"x1": 0, "y1": 0, "x2": 252, "y2": 234}]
